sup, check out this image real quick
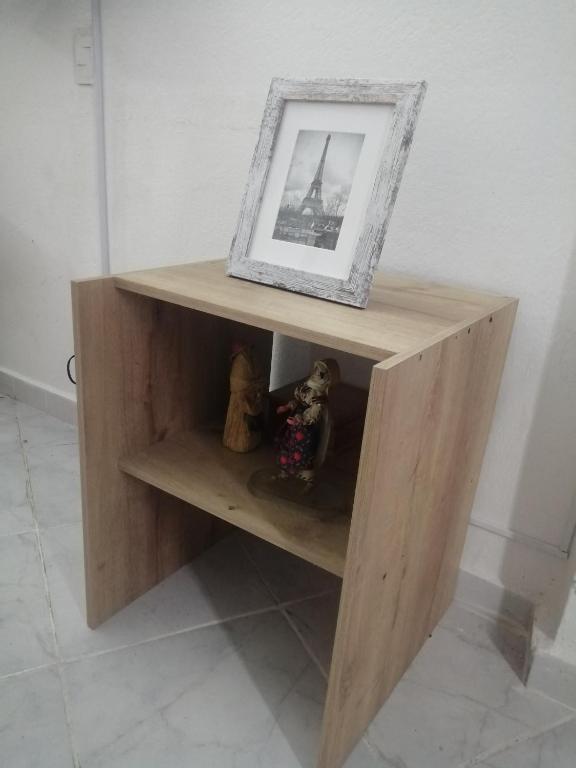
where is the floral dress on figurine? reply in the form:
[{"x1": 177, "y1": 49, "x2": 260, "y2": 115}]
[
  {"x1": 276, "y1": 384, "x2": 325, "y2": 479},
  {"x1": 275, "y1": 359, "x2": 339, "y2": 485}
]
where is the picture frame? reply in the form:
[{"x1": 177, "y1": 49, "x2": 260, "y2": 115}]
[{"x1": 227, "y1": 78, "x2": 427, "y2": 308}]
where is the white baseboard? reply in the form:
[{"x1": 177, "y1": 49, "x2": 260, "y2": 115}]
[
  {"x1": 455, "y1": 569, "x2": 534, "y2": 633},
  {"x1": 461, "y1": 522, "x2": 568, "y2": 607},
  {"x1": 0, "y1": 367, "x2": 77, "y2": 425},
  {"x1": 469, "y1": 516, "x2": 570, "y2": 560}
]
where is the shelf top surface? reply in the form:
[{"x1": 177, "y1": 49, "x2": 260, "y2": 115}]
[
  {"x1": 114, "y1": 259, "x2": 515, "y2": 361},
  {"x1": 120, "y1": 429, "x2": 350, "y2": 577}
]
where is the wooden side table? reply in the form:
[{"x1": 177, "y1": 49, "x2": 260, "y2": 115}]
[{"x1": 72, "y1": 260, "x2": 517, "y2": 768}]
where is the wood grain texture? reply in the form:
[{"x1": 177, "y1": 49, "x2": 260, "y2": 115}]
[
  {"x1": 120, "y1": 429, "x2": 351, "y2": 577},
  {"x1": 317, "y1": 300, "x2": 517, "y2": 768},
  {"x1": 227, "y1": 78, "x2": 427, "y2": 307},
  {"x1": 72, "y1": 278, "x2": 273, "y2": 627},
  {"x1": 115, "y1": 260, "x2": 513, "y2": 361}
]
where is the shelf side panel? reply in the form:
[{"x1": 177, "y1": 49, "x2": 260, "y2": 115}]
[
  {"x1": 72, "y1": 279, "x2": 230, "y2": 627},
  {"x1": 318, "y1": 301, "x2": 517, "y2": 768}
]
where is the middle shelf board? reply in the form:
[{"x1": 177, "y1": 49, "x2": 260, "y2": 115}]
[{"x1": 119, "y1": 429, "x2": 351, "y2": 577}]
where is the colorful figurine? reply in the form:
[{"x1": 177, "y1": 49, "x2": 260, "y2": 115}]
[
  {"x1": 223, "y1": 344, "x2": 265, "y2": 453},
  {"x1": 275, "y1": 358, "x2": 340, "y2": 486}
]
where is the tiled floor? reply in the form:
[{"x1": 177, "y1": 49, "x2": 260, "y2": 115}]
[{"x1": 1, "y1": 392, "x2": 575, "y2": 768}]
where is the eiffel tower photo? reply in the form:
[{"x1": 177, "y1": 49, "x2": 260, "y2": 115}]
[
  {"x1": 299, "y1": 134, "x2": 331, "y2": 215},
  {"x1": 273, "y1": 129, "x2": 365, "y2": 252}
]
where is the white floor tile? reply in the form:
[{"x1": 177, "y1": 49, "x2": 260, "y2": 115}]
[
  {"x1": 2, "y1": 401, "x2": 576, "y2": 768},
  {"x1": 476, "y1": 717, "x2": 576, "y2": 767},
  {"x1": 63, "y1": 612, "x2": 319, "y2": 768},
  {"x1": 0, "y1": 666, "x2": 74, "y2": 768},
  {"x1": 0, "y1": 532, "x2": 56, "y2": 676},
  {"x1": 0, "y1": 395, "x2": 49, "y2": 423},
  {"x1": 0, "y1": 413, "x2": 21, "y2": 455},
  {"x1": 42, "y1": 525, "x2": 276, "y2": 659},
  {"x1": 366, "y1": 603, "x2": 573, "y2": 768},
  {"x1": 0, "y1": 448, "x2": 35, "y2": 536},
  {"x1": 18, "y1": 408, "x2": 78, "y2": 448},
  {"x1": 439, "y1": 600, "x2": 529, "y2": 679},
  {"x1": 62, "y1": 610, "x2": 386, "y2": 768},
  {"x1": 285, "y1": 590, "x2": 341, "y2": 675},
  {"x1": 0, "y1": 394, "x2": 18, "y2": 415},
  {"x1": 241, "y1": 532, "x2": 341, "y2": 603},
  {"x1": 26, "y1": 442, "x2": 82, "y2": 528},
  {"x1": 345, "y1": 741, "x2": 389, "y2": 768}
]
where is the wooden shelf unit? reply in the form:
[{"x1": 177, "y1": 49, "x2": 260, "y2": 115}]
[{"x1": 72, "y1": 259, "x2": 517, "y2": 768}]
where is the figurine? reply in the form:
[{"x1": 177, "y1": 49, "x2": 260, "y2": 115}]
[
  {"x1": 223, "y1": 344, "x2": 266, "y2": 453},
  {"x1": 274, "y1": 358, "x2": 340, "y2": 486}
]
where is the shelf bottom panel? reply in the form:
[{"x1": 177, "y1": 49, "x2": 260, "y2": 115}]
[{"x1": 119, "y1": 429, "x2": 351, "y2": 577}]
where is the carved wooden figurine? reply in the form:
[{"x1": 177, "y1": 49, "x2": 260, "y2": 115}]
[
  {"x1": 275, "y1": 358, "x2": 340, "y2": 485},
  {"x1": 223, "y1": 345, "x2": 265, "y2": 453}
]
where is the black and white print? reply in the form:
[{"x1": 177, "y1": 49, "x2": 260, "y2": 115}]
[{"x1": 273, "y1": 130, "x2": 365, "y2": 251}]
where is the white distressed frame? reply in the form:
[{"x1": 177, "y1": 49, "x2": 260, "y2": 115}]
[{"x1": 227, "y1": 78, "x2": 427, "y2": 308}]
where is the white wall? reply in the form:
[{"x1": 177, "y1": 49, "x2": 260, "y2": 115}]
[
  {"x1": 100, "y1": 0, "x2": 576, "y2": 623},
  {"x1": 0, "y1": 0, "x2": 101, "y2": 404}
]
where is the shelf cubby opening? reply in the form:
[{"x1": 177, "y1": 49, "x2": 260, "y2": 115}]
[{"x1": 116, "y1": 293, "x2": 370, "y2": 577}]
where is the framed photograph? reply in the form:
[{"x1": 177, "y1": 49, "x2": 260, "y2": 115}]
[{"x1": 227, "y1": 78, "x2": 426, "y2": 308}]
